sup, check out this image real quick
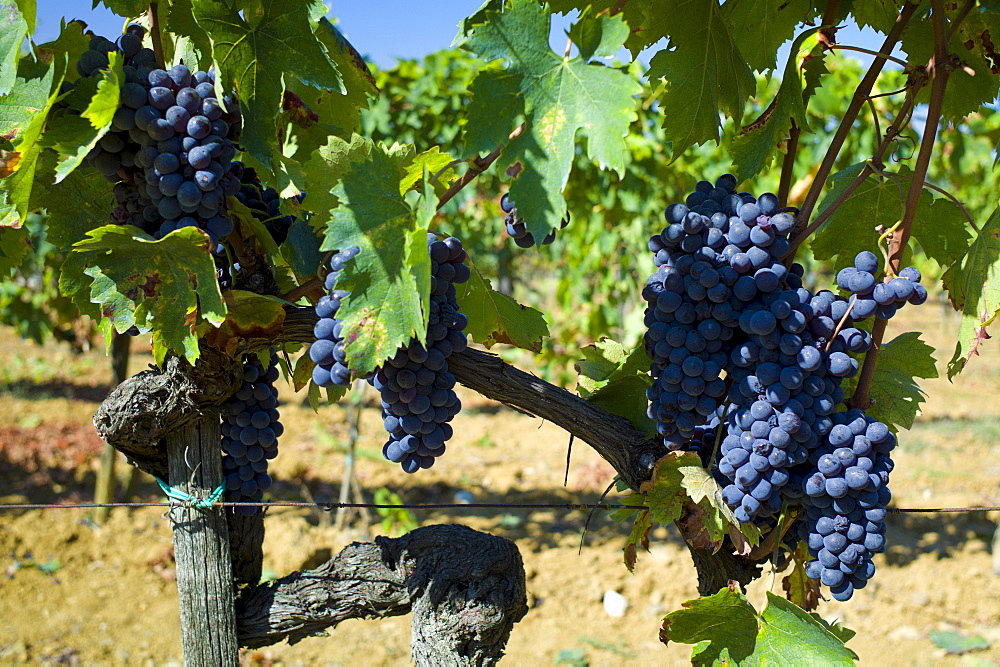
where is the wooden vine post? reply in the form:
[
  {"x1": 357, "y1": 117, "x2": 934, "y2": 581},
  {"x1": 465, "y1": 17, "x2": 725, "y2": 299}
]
[{"x1": 165, "y1": 412, "x2": 239, "y2": 666}]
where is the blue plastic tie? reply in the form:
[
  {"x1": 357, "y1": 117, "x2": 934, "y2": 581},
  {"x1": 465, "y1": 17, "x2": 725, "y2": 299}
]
[{"x1": 156, "y1": 477, "x2": 226, "y2": 510}]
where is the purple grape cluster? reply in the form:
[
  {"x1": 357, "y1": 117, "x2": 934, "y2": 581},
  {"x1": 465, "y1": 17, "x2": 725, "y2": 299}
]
[
  {"x1": 371, "y1": 234, "x2": 470, "y2": 472},
  {"x1": 221, "y1": 355, "x2": 282, "y2": 515},
  {"x1": 232, "y1": 162, "x2": 297, "y2": 246},
  {"x1": 500, "y1": 193, "x2": 569, "y2": 247},
  {"x1": 837, "y1": 252, "x2": 927, "y2": 320},
  {"x1": 310, "y1": 246, "x2": 361, "y2": 387},
  {"x1": 644, "y1": 176, "x2": 915, "y2": 600},
  {"x1": 66, "y1": 26, "x2": 243, "y2": 251}
]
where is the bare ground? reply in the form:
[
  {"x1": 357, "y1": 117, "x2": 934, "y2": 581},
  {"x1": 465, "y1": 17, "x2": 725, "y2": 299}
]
[{"x1": 1, "y1": 305, "x2": 999, "y2": 666}]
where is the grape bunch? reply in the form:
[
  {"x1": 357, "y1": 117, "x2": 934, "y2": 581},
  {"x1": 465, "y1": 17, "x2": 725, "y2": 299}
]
[
  {"x1": 837, "y1": 251, "x2": 927, "y2": 320},
  {"x1": 372, "y1": 234, "x2": 471, "y2": 472},
  {"x1": 220, "y1": 354, "x2": 282, "y2": 515},
  {"x1": 231, "y1": 162, "x2": 298, "y2": 246},
  {"x1": 310, "y1": 246, "x2": 362, "y2": 388},
  {"x1": 643, "y1": 176, "x2": 919, "y2": 601},
  {"x1": 500, "y1": 193, "x2": 570, "y2": 247},
  {"x1": 68, "y1": 26, "x2": 243, "y2": 250}
]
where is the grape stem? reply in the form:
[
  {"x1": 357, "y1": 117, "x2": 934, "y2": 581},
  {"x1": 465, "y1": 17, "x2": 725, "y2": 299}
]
[
  {"x1": 794, "y1": 3, "x2": 918, "y2": 228},
  {"x1": 147, "y1": 2, "x2": 165, "y2": 68},
  {"x1": 850, "y1": 0, "x2": 955, "y2": 411},
  {"x1": 435, "y1": 124, "x2": 525, "y2": 212},
  {"x1": 776, "y1": 121, "x2": 799, "y2": 207}
]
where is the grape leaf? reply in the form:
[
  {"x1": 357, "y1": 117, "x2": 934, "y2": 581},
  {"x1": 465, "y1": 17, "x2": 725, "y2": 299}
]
[
  {"x1": 902, "y1": 18, "x2": 1000, "y2": 122},
  {"x1": 851, "y1": 0, "x2": 902, "y2": 33},
  {"x1": 454, "y1": 256, "x2": 548, "y2": 352},
  {"x1": 575, "y1": 337, "x2": 634, "y2": 394},
  {"x1": 731, "y1": 27, "x2": 825, "y2": 182},
  {"x1": 567, "y1": 7, "x2": 630, "y2": 61},
  {"x1": 640, "y1": 452, "x2": 703, "y2": 526},
  {"x1": 810, "y1": 163, "x2": 898, "y2": 270},
  {"x1": 301, "y1": 133, "x2": 372, "y2": 232},
  {"x1": 14, "y1": 0, "x2": 33, "y2": 34},
  {"x1": 721, "y1": 0, "x2": 816, "y2": 72},
  {"x1": 32, "y1": 150, "x2": 112, "y2": 247},
  {"x1": 400, "y1": 147, "x2": 454, "y2": 195},
  {"x1": 661, "y1": 588, "x2": 858, "y2": 665},
  {"x1": 318, "y1": 142, "x2": 428, "y2": 374},
  {"x1": 868, "y1": 332, "x2": 937, "y2": 431},
  {"x1": 547, "y1": 0, "x2": 668, "y2": 58},
  {"x1": 93, "y1": 0, "x2": 147, "y2": 17},
  {"x1": 281, "y1": 217, "x2": 322, "y2": 278},
  {"x1": 907, "y1": 171, "x2": 972, "y2": 269},
  {"x1": 48, "y1": 50, "x2": 122, "y2": 182},
  {"x1": 623, "y1": 507, "x2": 652, "y2": 572},
  {"x1": 61, "y1": 225, "x2": 226, "y2": 363},
  {"x1": 647, "y1": 0, "x2": 754, "y2": 159},
  {"x1": 163, "y1": 0, "x2": 214, "y2": 72},
  {"x1": 203, "y1": 289, "x2": 285, "y2": 356},
  {"x1": 192, "y1": 0, "x2": 343, "y2": 171},
  {"x1": 0, "y1": 1, "x2": 29, "y2": 97},
  {"x1": 660, "y1": 585, "x2": 760, "y2": 663},
  {"x1": 0, "y1": 224, "x2": 29, "y2": 274},
  {"x1": 0, "y1": 61, "x2": 53, "y2": 143},
  {"x1": 942, "y1": 205, "x2": 1000, "y2": 378},
  {"x1": 460, "y1": 0, "x2": 640, "y2": 242},
  {"x1": 781, "y1": 541, "x2": 820, "y2": 611},
  {"x1": 755, "y1": 593, "x2": 859, "y2": 664}
]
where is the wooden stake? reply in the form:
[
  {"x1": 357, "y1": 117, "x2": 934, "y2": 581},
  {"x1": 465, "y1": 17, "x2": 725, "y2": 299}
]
[{"x1": 166, "y1": 413, "x2": 239, "y2": 666}]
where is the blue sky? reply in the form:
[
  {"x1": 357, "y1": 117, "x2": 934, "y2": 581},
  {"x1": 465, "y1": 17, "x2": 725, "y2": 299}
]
[{"x1": 36, "y1": 1, "x2": 897, "y2": 70}]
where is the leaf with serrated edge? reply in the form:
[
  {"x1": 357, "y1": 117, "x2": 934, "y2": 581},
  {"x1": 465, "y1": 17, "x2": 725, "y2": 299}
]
[
  {"x1": 568, "y1": 9, "x2": 630, "y2": 62},
  {"x1": 943, "y1": 204, "x2": 1000, "y2": 378},
  {"x1": 63, "y1": 225, "x2": 225, "y2": 363},
  {"x1": 623, "y1": 509, "x2": 652, "y2": 572},
  {"x1": 576, "y1": 337, "x2": 630, "y2": 395},
  {"x1": 454, "y1": 258, "x2": 548, "y2": 352},
  {"x1": 659, "y1": 585, "x2": 759, "y2": 663},
  {"x1": 461, "y1": 0, "x2": 640, "y2": 241},
  {"x1": 756, "y1": 592, "x2": 858, "y2": 664},
  {"x1": 319, "y1": 142, "x2": 427, "y2": 374},
  {"x1": 722, "y1": 0, "x2": 816, "y2": 72},
  {"x1": 0, "y1": 1, "x2": 29, "y2": 97},
  {"x1": 731, "y1": 28, "x2": 825, "y2": 181},
  {"x1": 811, "y1": 163, "x2": 901, "y2": 270},
  {"x1": 868, "y1": 332, "x2": 937, "y2": 431},
  {"x1": 192, "y1": 0, "x2": 342, "y2": 171},
  {"x1": 782, "y1": 541, "x2": 820, "y2": 611},
  {"x1": 648, "y1": 0, "x2": 754, "y2": 159}
]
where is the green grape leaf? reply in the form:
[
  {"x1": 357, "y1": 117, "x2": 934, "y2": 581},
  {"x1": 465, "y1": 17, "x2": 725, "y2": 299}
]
[
  {"x1": 0, "y1": 225, "x2": 29, "y2": 274},
  {"x1": 850, "y1": 0, "x2": 902, "y2": 33},
  {"x1": 192, "y1": 0, "x2": 343, "y2": 171},
  {"x1": 0, "y1": 60, "x2": 54, "y2": 144},
  {"x1": 61, "y1": 225, "x2": 226, "y2": 363},
  {"x1": 281, "y1": 217, "x2": 323, "y2": 278},
  {"x1": 301, "y1": 133, "x2": 371, "y2": 232},
  {"x1": 903, "y1": 18, "x2": 1000, "y2": 122},
  {"x1": 400, "y1": 147, "x2": 455, "y2": 194},
  {"x1": 318, "y1": 142, "x2": 427, "y2": 374},
  {"x1": 721, "y1": 0, "x2": 816, "y2": 72},
  {"x1": 942, "y1": 204, "x2": 1000, "y2": 378},
  {"x1": 731, "y1": 27, "x2": 825, "y2": 181},
  {"x1": 546, "y1": 0, "x2": 668, "y2": 58},
  {"x1": 163, "y1": 0, "x2": 214, "y2": 72},
  {"x1": 661, "y1": 588, "x2": 858, "y2": 665},
  {"x1": 647, "y1": 0, "x2": 754, "y2": 159},
  {"x1": 907, "y1": 175, "x2": 972, "y2": 267},
  {"x1": 15, "y1": 0, "x2": 34, "y2": 34},
  {"x1": 567, "y1": 9, "x2": 630, "y2": 62},
  {"x1": 868, "y1": 332, "x2": 937, "y2": 431},
  {"x1": 292, "y1": 350, "x2": 315, "y2": 392},
  {"x1": 575, "y1": 337, "x2": 636, "y2": 394},
  {"x1": 462, "y1": 66, "x2": 522, "y2": 154},
  {"x1": 32, "y1": 150, "x2": 112, "y2": 247},
  {"x1": 755, "y1": 593, "x2": 859, "y2": 664},
  {"x1": 204, "y1": 289, "x2": 286, "y2": 355},
  {"x1": 461, "y1": 0, "x2": 641, "y2": 242},
  {"x1": 660, "y1": 585, "x2": 760, "y2": 663},
  {"x1": 0, "y1": 1, "x2": 29, "y2": 97},
  {"x1": 93, "y1": 0, "x2": 147, "y2": 17},
  {"x1": 640, "y1": 452, "x2": 704, "y2": 526},
  {"x1": 810, "y1": 163, "x2": 899, "y2": 270},
  {"x1": 48, "y1": 50, "x2": 123, "y2": 182},
  {"x1": 454, "y1": 256, "x2": 548, "y2": 352}
]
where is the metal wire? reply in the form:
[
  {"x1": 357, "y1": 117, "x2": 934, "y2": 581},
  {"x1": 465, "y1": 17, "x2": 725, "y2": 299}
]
[{"x1": 0, "y1": 500, "x2": 997, "y2": 513}]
